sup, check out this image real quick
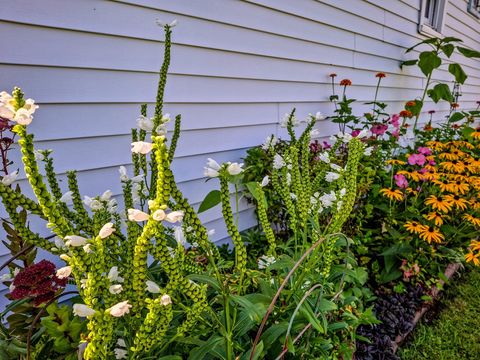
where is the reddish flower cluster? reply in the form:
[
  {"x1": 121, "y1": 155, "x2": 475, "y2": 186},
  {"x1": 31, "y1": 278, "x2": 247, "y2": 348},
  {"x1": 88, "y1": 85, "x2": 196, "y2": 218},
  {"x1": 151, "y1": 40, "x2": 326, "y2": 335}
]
[
  {"x1": 405, "y1": 101, "x2": 416, "y2": 107},
  {"x1": 375, "y1": 72, "x2": 386, "y2": 78},
  {"x1": 10, "y1": 260, "x2": 67, "y2": 306},
  {"x1": 340, "y1": 79, "x2": 352, "y2": 86},
  {"x1": 450, "y1": 102, "x2": 459, "y2": 109},
  {"x1": 399, "y1": 110, "x2": 413, "y2": 118},
  {"x1": 329, "y1": 73, "x2": 337, "y2": 78}
]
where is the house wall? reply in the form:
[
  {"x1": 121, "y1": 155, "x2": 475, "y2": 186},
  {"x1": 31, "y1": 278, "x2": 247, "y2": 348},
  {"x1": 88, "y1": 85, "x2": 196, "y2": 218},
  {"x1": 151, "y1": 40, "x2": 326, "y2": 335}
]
[{"x1": 0, "y1": 0, "x2": 479, "y2": 305}]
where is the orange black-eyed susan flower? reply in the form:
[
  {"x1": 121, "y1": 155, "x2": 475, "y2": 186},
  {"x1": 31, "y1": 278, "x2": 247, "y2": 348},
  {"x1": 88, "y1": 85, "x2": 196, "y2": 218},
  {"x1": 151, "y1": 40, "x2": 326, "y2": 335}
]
[
  {"x1": 465, "y1": 251, "x2": 480, "y2": 266},
  {"x1": 471, "y1": 127, "x2": 480, "y2": 140},
  {"x1": 404, "y1": 221, "x2": 427, "y2": 234},
  {"x1": 440, "y1": 160, "x2": 465, "y2": 173},
  {"x1": 380, "y1": 188, "x2": 404, "y2": 201},
  {"x1": 464, "y1": 214, "x2": 480, "y2": 227},
  {"x1": 470, "y1": 240, "x2": 480, "y2": 251},
  {"x1": 433, "y1": 179, "x2": 451, "y2": 192},
  {"x1": 444, "y1": 194, "x2": 469, "y2": 210},
  {"x1": 418, "y1": 226, "x2": 444, "y2": 243},
  {"x1": 340, "y1": 79, "x2": 352, "y2": 86},
  {"x1": 424, "y1": 212, "x2": 446, "y2": 226},
  {"x1": 470, "y1": 197, "x2": 480, "y2": 210},
  {"x1": 376, "y1": 72, "x2": 386, "y2": 78},
  {"x1": 426, "y1": 141, "x2": 445, "y2": 151},
  {"x1": 406, "y1": 187, "x2": 419, "y2": 196},
  {"x1": 438, "y1": 151, "x2": 462, "y2": 161},
  {"x1": 425, "y1": 195, "x2": 453, "y2": 213},
  {"x1": 386, "y1": 159, "x2": 406, "y2": 166},
  {"x1": 449, "y1": 180, "x2": 470, "y2": 194}
]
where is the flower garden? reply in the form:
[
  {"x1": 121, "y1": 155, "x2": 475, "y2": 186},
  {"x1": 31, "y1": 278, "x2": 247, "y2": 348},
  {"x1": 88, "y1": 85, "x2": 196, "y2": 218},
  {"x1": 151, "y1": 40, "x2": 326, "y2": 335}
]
[{"x1": 0, "y1": 23, "x2": 480, "y2": 360}]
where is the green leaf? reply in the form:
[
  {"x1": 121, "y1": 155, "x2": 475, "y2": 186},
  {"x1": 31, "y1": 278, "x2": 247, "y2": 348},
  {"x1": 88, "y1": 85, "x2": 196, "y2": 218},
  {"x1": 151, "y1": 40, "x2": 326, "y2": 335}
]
[
  {"x1": 188, "y1": 336, "x2": 224, "y2": 360},
  {"x1": 442, "y1": 44, "x2": 455, "y2": 57},
  {"x1": 449, "y1": 112, "x2": 465, "y2": 123},
  {"x1": 448, "y1": 63, "x2": 467, "y2": 84},
  {"x1": 260, "y1": 323, "x2": 288, "y2": 351},
  {"x1": 198, "y1": 190, "x2": 221, "y2": 213},
  {"x1": 299, "y1": 305, "x2": 324, "y2": 333},
  {"x1": 457, "y1": 46, "x2": 480, "y2": 58},
  {"x1": 158, "y1": 356, "x2": 183, "y2": 360},
  {"x1": 230, "y1": 294, "x2": 268, "y2": 323},
  {"x1": 427, "y1": 83, "x2": 454, "y2": 103},
  {"x1": 317, "y1": 299, "x2": 338, "y2": 312},
  {"x1": 241, "y1": 341, "x2": 264, "y2": 360},
  {"x1": 187, "y1": 274, "x2": 222, "y2": 292},
  {"x1": 418, "y1": 51, "x2": 442, "y2": 76},
  {"x1": 400, "y1": 59, "x2": 418, "y2": 68},
  {"x1": 245, "y1": 182, "x2": 267, "y2": 208}
]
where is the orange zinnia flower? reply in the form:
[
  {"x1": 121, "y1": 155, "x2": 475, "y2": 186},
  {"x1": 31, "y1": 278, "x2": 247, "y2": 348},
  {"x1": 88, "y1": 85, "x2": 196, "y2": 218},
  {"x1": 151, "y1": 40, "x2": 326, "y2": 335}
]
[
  {"x1": 340, "y1": 79, "x2": 352, "y2": 86},
  {"x1": 399, "y1": 110, "x2": 413, "y2": 118},
  {"x1": 376, "y1": 72, "x2": 386, "y2": 78}
]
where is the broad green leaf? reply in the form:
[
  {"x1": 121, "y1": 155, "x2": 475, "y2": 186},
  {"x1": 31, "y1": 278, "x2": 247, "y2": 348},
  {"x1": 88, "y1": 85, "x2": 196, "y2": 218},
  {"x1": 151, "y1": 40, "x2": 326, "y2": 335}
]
[
  {"x1": 418, "y1": 51, "x2": 441, "y2": 76},
  {"x1": 241, "y1": 341, "x2": 264, "y2": 360},
  {"x1": 260, "y1": 322, "x2": 288, "y2": 351},
  {"x1": 299, "y1": 305, "x2": 324, "y2": 333},
  {"x1": 449, "y1": 112, "x2": 465, "y2": 123},
  {"x1": 457, "y1": 46, "x2": 480, "y2": 58},
  {"x1": 230, "y1": 295, "x2": 268, "y2": 323},
  {"x1": 400, "y1": 59, "x2": 418, "y2": 68},
  {"x1": 427, "y1": 83, "x2": 454, "y2": 103},
  {"x1": 441, "y1": 44, "x2": 455, "y2": 57},
  {"x1": 448, "y1": 63, "x2": 467, "y2": 84},
  {"x1": 317, "y1": 299, "x2": 338, "y2": 312},
  {"x1": 198, "y1": 190, "x2": 221, "y2": 213},
  {"x1": 188, "y1": 336, "x2": 224, "y2": 360}
]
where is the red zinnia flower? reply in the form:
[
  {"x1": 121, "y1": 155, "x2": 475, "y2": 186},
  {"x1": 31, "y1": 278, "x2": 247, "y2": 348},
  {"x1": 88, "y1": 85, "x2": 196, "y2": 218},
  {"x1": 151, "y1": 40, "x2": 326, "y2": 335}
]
[
  {"x1": 428, "y1": 110, "x2": 436, "y2": 114},
  {"x1": 450, "y1": 102, "x2": 459, "y2": 109},
  {"x1": 405, "y1": 101, "x2": 416, "y2": 107},
  {"x1": 10, "y1": 260, "x2": 67, "y2": 306},
  {"x1": 340, "y1": 79, "x2": 352, "y2": 86},
  {"x1": 399, "y1": 110, "x2": 413, "y2": 118},
  {"x1": 329, "y1": 73, "x2": 337, "y2": 78},
  {"x1": 376, "y1": 72, "x2": 386, "y2": 78}
]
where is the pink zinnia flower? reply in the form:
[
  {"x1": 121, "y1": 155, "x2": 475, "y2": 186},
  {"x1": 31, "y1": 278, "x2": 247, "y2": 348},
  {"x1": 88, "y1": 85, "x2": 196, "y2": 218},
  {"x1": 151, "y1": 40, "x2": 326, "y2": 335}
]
[
  {"x1": 390, "y1": 114, "x2": 400, "y2": 128},
  {"x1": 394, "y1": 174, "x2": 408, "y2": 189},
  {"x1": 351, "y1": 129, "x2": 361, "y2": 137},
  {"x1": 417, "y1": 147, "x2": 432, "y2": 156},
  {"x1": 371, "y1": 124, "x2": 388, "y2": 136},
  {"x1": 407, "y1": 153, "x2": 426, "y2": 166}
]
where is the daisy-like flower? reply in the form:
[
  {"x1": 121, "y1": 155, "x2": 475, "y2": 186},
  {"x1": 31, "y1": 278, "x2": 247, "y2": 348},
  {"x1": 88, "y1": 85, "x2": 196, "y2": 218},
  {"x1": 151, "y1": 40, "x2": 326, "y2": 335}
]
[
  {"x1": 404, "y1": 221, "x2": 427, "y2": 234},
  {"x1": 418, "y1": 226, "x2": 444, "y2": 244},
  {"x1": 424, "y1": 212, "x2": 445, "y2": 227},
  {"x1": 386, "y1": 159, "x2": 406, "y2": 166},
  {"x1": 444, "y1": 194, "x2": 469, "y2": 210},
  {"x1": 470, "y1": 240, "x2": 480, "y2": 251},
  {"x1": 465, "y1": 251, "x2": 480, "y2": 266},
  {"x1": 379, "y1": 188, "x2": 404, "y2": 201},
  {"x1": 424, "y1": 195, "x2": 453, "y2": 213},
  {"x1": 440, "y1": 160, "x2": 465, "y2": 174},
  {"x1": 450, "y1": 180, "x2": 470, "y2": 195},
  {"x1": 464, "y1": 213, "x2": 480, "y2": 227}
]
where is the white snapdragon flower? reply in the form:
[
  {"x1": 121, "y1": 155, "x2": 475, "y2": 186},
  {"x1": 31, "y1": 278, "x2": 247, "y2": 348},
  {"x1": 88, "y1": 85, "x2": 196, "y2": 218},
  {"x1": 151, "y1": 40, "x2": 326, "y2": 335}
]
[
  {"x1": 174, "y1": 226, "x2": 185, "y2": 245},
  {"x1": 325, "y1": 172, "x2": 340, "y2": 182},
  {"x1": 286, "y1": 173, "x2": 291, "y2": 185},
  {"x1": 280, "y1": 113, "x2": 300, "y2": 128},
  {"x1": 100, "y1": 190, "x2": 112, "y2": 201},
  {"x1": 152, "y1": 209, "x2": 166, "y2": 221},
  {"x1": 320, "y1": 191, "x2": 337, "y2": 208},
  {"x1": 0, "y1": 91, "x2": 15, "y2": 119},
  {"x1": 1, "y1": 170, "x2": 18, "y2": 186},
  {"x1": 364, "y1": 146, "x2": 373, "y2": 156},
  {"x1": 56, "y1": 266, "x2": 72, "y2": 279},
  {"x1": 337, "y1": 201, "x2": 344, "y2": 211},
  {"x1": 114, "y1": 348, "x2": 127, "y2": 360},
  {"x1": 160, "y1": 294, "x2": 172, "y2": 306},
  {"x1": 80, "y1": 279, "x2": 88, "y2": 289},
  {"x1": 339, "y1": 188, "x2": 347, "y2": 198},
  {"x1": 165, "y1": 210, "x2": 184, "y2": 223},
  {"x1": 64, "y1": 235, "x2": 88, "y2": 247},
  {"x1": 60, "y1": 191, "x2": 73, "y2": 203},
  {"x1": 127, "y1": 209, "x2": 149, "y2": 222},
  {"x1": 226, "y1": 162, "x2": 244, "y2": 175},
  {"x1": 117, "y1": 339, "x2": 126, "y2": 348},
  {"x1": 261, "y1": 135, "x2": 278, "y2": 150},
  {"x1": 204, "y1": 157, "x2": 221, "y2": 178},
  {"x1": 34, "y1": 150, "x2": 45, "y2": 161},
  {"x1": 318, "y1": 152, "x2": 330, "y2": 163},
  {"x1": 99, "y1": 223, "x2": 115, "y2": 239},
  {"x1": 330, "y1": 163, "x2": 342, "y2": 172},
  {"x1": 315, "y1": 111, "x2": 326, "y2": 121},
  {"x1": 109, "y1": 284, "x2": 123, "y2": 295},
  {"x1": 258, "y1": 255, "x2": 276, "y2": 269},
  {"x1": 108, "y1": 267, "x2": 124, "y2": 283},
  {"x1": 83, "y1": 244, "x2": 93, "y2": 254},
  {"x1": 108, "y1": 301, "x2": 132, "y2": 317},
  {"x1": 131, "y1": 141, "x2": 153, "y2": 154},
  {"x1": 260, "y1": 175, "x2": 270, "y2": 187},
  {"x1": 156, "y1": 18, "x2": 178, "y2": 28},
  {"x1": 136, "y1": 115, "x2": 154, "y2": 131},
  {"x1": 119, "y1": 166, "x2": 129, "y2": 182},
  {"x1": 207, "y1": 228, "x2": 215, "y2": 237},
  {"x1": 146, "y1": 280, "x2": 161, "y2": 293},
  {"x1": 273, "y1": 154, "x2": 286, "y2": 169},
  {"x1": 73, "y1": 304, "x2": 96, "y2": 317},
  {"x1": 83, "y1": 196, "x2": 102, "y2": 210},
  {"x1": 310, "y1": 128, "x2": 320, "y2": 138}
]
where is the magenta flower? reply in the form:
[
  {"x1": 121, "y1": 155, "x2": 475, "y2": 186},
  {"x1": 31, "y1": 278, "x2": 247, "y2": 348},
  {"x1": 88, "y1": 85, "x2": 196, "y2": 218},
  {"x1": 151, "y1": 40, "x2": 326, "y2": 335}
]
[
  {"x1": 351, "y1": 129, "x2": 361, "y2": 137},
  {"x1": 417, "y1": 147, "x2": 432, "y2": 156},
  {"x1": 408, "y1": 153, "x2": 426, "y2": 166},
  {"x1": 390, "y1": 114, "x2": 400, "y2": 128},
  {"x1": 391, "y1": 129, "x2": 400, "y2": 139},
  {"x1": 394, "y1": 174, "x2": 408, "y2": 188},
  {"x1": 371, "y1": 124, "x2": 388, "y2": 136}
]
